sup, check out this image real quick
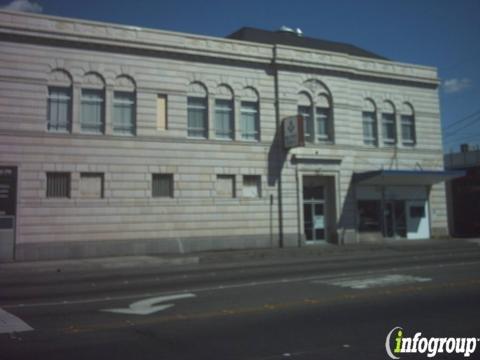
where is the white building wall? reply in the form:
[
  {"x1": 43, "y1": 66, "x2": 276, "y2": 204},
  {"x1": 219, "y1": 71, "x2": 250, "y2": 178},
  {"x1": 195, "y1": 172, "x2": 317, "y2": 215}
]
[{"x1": 0, "y1": 10, "x2": 447, "y2": 260}]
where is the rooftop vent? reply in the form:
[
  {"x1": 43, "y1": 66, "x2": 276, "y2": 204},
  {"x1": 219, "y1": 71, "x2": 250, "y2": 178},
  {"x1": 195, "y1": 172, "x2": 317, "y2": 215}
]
[{"x1": 278, "y1": 26, "x2": 303, "y2": 37}]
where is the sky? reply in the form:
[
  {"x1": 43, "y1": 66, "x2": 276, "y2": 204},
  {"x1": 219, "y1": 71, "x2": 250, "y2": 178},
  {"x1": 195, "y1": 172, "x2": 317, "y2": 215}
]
[{"x1": 1, "y1": 0, "x2": 479, "y2": 153}]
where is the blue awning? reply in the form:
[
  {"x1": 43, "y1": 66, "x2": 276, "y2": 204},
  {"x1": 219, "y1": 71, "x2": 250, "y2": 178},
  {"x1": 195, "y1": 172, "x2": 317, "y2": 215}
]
[{"x1": 354, "y1": 169, "x2": 465, "y2": 186}]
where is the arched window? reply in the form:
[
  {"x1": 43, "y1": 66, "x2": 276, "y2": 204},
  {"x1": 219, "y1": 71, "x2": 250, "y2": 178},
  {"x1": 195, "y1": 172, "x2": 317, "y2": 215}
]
[
  {"x1": 47, "y1": 69, "x2": 72, "y2": 132},
  {"x1": 401, "y1": 103, "x2": 416, "y2": 146},
  {"x1": 187, "y1": 82, "x2": 208, "y2": 138},
  {"x1": 362, "y1": 99, "x2": 377, "y2": 146},
  {"x1": 113, "y1": 75, "x2": 136, "y2": 135},
  {"x1": 240, "y1": 87, "x2": 259, "y2": 141},
  {"x1": 315, "y1": 93, "x2": 331, "y2": 141},
  {"x1": 381, "y1": 101, "x2": 396, "y2": 145},
  {"x1": 215, "y1": 84, "x2": 234, "y2": 140},
  {"x1": 81, "y1": 72, "x2": 105, "y2": 134},
  {"x1": 298, "y1": 92, "x2": 313, "y2": 143}
]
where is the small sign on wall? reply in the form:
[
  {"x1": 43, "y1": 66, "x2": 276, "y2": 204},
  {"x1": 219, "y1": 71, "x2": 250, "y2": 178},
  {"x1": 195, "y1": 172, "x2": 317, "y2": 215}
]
[{"x1": 283, "y1": 115, "x2": 304, "y2": 149}]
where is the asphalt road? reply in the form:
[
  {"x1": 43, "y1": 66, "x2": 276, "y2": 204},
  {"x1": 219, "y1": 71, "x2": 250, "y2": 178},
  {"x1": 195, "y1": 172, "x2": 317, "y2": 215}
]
[{"x1": 1, "y1": 247, "x2": 480, "y2": 360}]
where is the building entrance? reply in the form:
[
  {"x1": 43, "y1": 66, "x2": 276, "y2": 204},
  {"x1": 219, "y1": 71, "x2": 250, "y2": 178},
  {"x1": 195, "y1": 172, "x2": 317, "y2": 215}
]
[
  {"x1": 0, "y1": 166, "x2": 17, "y2": 262},
  {"x1": 303, "y1": 176, "x2": 327, "y2": 243}
]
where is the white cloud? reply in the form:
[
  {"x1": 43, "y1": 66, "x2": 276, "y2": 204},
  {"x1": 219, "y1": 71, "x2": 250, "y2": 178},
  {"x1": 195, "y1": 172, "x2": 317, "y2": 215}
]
[
  {"x1": 443, "y1": 78, "x2": 472, "y2": 94},
  {"x1": 1, "y1": 0, "x2": 43, "y2": 13}
]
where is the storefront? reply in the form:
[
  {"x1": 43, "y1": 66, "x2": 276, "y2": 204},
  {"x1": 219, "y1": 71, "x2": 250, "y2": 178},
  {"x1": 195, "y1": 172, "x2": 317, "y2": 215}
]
[{"x1": 354, "y1": 170, "x2": 463, "y2": 242}]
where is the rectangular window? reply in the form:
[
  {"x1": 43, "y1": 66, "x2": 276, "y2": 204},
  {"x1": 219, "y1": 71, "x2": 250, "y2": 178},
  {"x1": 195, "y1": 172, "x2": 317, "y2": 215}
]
[
  {"x1": 187, "y1": 97, "x2": 207, "y2": 138},
  {"x1": 113, "y1": 91, "x2": 135, "y2": 135},
  {"x1": 215, "y1": 99, "x2": 234, "y2": 140},
  {"x1": 298, "y1": 106, "x2": 313, "y2": 143},
  {"x1": 242, "y1": 175, "x2": 261, "y2": 198},
  {"x1": 81, "y1": 89, "x2": 104, "y2": 134},
  {"x1": 401, "y1": 115, "x2": 415, "y2": 146},
  {"x1": 216, "y1": 175, "x2": 235, "y2": 198},
  {"x1": 362, "y1": 111, "x2": 377, "y2": 145},
  {"x1": 80, "y1": 173, "x2": 103, "y2": 198},
  {"x1": 382, "y1": 113, "x2": 396, "y2": 145},
  {"x1": 47, "y1": 87, "x2": 71, "y2": 132},
  {"x1": 315, "y1": 107, "x2": 329, "y2": 141},
  {"x1": 240, "y1": 101, "x2": 259, "y2": 141},
  {"x1": 156, "y1": 95, "x2": 167, "y2": 130},
  {"x1": 358, "y1": 200, "x2": 381, "y2": 232},
  {"x1": 46, "y1": 172, "x2": 70, "y2": 198},
  {"x1": 152, "y1": 174, "x2": 173, "y2": 198}
]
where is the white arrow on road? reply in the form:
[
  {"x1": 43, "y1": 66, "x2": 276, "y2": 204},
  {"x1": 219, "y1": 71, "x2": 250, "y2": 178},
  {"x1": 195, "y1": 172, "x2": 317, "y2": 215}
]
[{"x1": 101, "y1": 293, "x2": 196, "y2": 315}]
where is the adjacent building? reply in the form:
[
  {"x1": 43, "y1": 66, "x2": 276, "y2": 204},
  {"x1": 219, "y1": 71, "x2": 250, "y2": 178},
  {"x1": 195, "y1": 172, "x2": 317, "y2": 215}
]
[
  {"x1": 445, "y1": 146, "x2": 480, "y2": 237},
  {"x1": 0, "y1": 11, "x2": 459, "y2": 262}
]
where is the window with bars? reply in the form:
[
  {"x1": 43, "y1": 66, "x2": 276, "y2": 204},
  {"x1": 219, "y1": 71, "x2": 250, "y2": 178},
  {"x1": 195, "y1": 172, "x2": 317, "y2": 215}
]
[
  {"x1": 401, "y1": 114, "x2": 416, "y2": 146},
  {"x1": 187, "y1": 97, "x2": 207, "y2": 138},
  {"x1": 240, "y1": 101, "x2": 259, "y2": 141},
  {"x1": 113, "y1": 91, "x2": 135, "y2": 135},
  {"x1": 298, "y1": 105, "x2": 313, "y2": 143},
  {"x1": 362, "y1": 111, "x2": 377, "y2": 145},
  {"x1": 242, "y1": 175, "x2": 261, "y2": 198},
  {"x1": 215, "y1": 99, "x2": 234, "y2": 140},
  {"x1": 81, "y1": 89, "x2": 105, "y2": 134},
  {"x1": 47, "y1": 87, "x2": 71, "y2": 132},
  {"x1": 382, "y1": 113, "x2": 396, "y2": 145},
  {"x1": 152, "y1": 174, "x2": 173, "y2": 198},
  {"x1": 46, "y1": 172, "x2": 70, "y2": 198}
]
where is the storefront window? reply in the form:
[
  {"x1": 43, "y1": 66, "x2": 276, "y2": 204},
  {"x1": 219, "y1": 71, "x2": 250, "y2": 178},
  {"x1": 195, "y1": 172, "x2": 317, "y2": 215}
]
[{"x1": 358, "y1": 200, "x2": 381, "y2": 231}]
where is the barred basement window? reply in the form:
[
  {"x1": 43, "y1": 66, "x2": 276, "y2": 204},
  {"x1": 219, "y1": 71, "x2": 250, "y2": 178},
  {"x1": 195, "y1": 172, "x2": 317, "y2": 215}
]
[
  {"x1": 152, "y1": 174, "x2": 173, "y2": 198},
  {"x1": 46, "y1": 172, "x2": 70, "y2": 198},
  {"x1": 242, "y1": 175, "x2": 261, "y2": 198}
]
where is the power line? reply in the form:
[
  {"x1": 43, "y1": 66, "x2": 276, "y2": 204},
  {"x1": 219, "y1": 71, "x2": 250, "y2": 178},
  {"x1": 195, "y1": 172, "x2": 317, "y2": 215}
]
[
  {"x1": 443, "y1": 108, "x2": 480, "y2": 131},
  {"x1": 443, "y1": 114, "x2": 480, "y2": 138}
]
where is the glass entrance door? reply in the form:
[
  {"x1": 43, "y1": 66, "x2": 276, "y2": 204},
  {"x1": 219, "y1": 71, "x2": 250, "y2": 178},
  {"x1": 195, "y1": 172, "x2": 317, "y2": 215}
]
[
  {"x1": 384, "y1": 200, "x2": 406, "y2": 239},
  {"x1": 303, "y1": 202, "x2": 326, "y2": 242}
]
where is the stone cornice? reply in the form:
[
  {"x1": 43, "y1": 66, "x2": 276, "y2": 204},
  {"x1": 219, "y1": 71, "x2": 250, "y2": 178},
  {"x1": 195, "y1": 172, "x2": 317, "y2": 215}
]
[{"x1": 0, "y1": 10, "x2": 438, "y2": 86}]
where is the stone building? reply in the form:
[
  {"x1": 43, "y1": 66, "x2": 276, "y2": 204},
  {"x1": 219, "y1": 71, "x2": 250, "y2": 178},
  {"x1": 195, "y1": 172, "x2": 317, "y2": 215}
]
[{"x1": 0, "y1": 11, "x2": 458, "y2": 262}]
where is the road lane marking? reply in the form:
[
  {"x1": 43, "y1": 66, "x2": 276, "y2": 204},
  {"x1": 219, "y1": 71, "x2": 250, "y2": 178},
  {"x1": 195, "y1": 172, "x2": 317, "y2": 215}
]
[
  {"x1": 101, "y1": 293, "x2": 196, "y2": 315},
  {"x1": 63, "y1": 278, "x2": 480, "y2": 335},
  {"x1": 0, "y1": 308, "x2": 33, "y2": 334},
  {"x1": 314, "y1": 274, "x2": 431, "y2": 289},
  {"x1": 2, "y1": 260, "x2": 480, "y2": 310}
]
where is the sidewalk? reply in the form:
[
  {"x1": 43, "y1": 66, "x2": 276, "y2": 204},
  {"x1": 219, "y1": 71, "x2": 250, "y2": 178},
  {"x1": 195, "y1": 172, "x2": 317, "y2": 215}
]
[{"x1": 1, "y1": 238, "x2": 479, "y2": 276}]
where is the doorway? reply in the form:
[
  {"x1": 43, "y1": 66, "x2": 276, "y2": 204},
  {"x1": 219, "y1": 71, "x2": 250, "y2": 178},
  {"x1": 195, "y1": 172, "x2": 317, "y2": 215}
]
[
  {"x1": 384, "y1": 200, "x2": 406, "y2": 239},
  {"x1": 0, "y1": 166, "x2": 17, "y2": 261},
  {"x1": 303, "y1": 176, "x2": 327, "y2": 243}
]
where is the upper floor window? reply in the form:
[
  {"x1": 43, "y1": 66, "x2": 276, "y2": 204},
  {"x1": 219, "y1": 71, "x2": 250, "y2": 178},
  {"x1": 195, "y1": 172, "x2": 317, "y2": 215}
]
[
  {"x1": 240, "y1": 87, "x2": 260, "y2": 141},
  {"x1": 187, "y1": 82, "x2": 208, "y2": 138},
  {"x1": 298, "y1": 92, "x2": 313, "y2": 143},
  {"x1": 81, "y1": 73, "x2": 105, "y2": 134},
  {"x1": 113, "y1": 92, "x2": 135, "y2": 135},
  {"x1": 362, "y1": 99, "x2": 377, "y2": 146},
  {"x1": 401, "y1": 103, "x2": 416, "y2": 146},
  {"x1": 315, "y1": 94, "x2": 331, "y2": 141},
  {"x1": 47, "y1": 87, "x2": 71, "y2": 132},
  {"x1": 215, "y1": 85, "x2": 234, "y2": 140},
  {"x1": 47, "y1": 69, "x2": 72, "y2": 133},
  {"x1": 382, "y1": 101, "x2": 396, "y2": 146},
  {"x1": 113, "y1": 75, "x2": 136, "y2": 135},
  {"x1": 240, "y1": 101, "x2": 259, "y2": 141}
]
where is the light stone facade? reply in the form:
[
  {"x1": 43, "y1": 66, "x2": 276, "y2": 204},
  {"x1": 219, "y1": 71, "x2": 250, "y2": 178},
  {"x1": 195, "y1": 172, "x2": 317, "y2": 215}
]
[{"x1": 0, "y1": 11, "x2": 446, "y2": 261}]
